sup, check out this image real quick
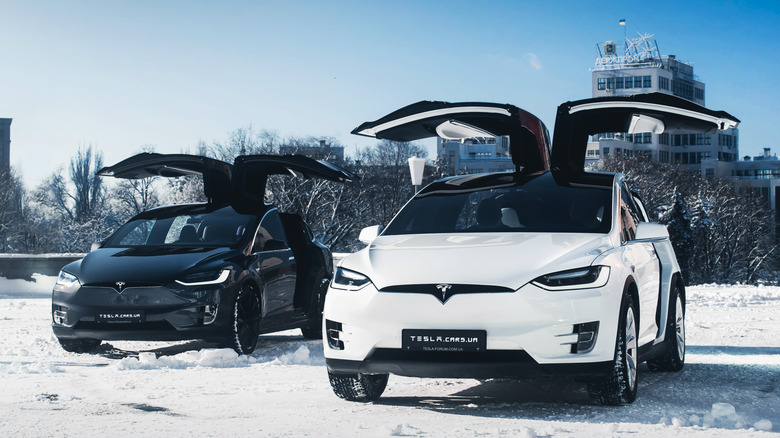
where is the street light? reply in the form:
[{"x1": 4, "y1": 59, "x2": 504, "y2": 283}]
[{"x1": 408, "y1": 155, "x2": 425, "y2": 193}]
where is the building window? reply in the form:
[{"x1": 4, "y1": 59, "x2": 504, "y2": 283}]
[
  {"x1": 616, "y1": 77, "x2": 624, "y2": 89},
  {"x1": 607, "y1": 78, "x2": 615, "y2": 89},
  {"x1": 659, "y1": 151, "x2": 670, "y2": 162},
  {"x1": 603, "y1": 147, "x2": 610, "y2": 157},
  {"x1": 659, "y1": 76, "x2": 670, "y2": 90},
  {"x1": 643, "y1": 76, "x2": 652, "y2": 87},
  {"x1": 705, "y1": 168, "x2": 714, "y2": 178},
  {"x1": 659, "y1": 133, "x2": 670, "y2": 145},
  {"x1": 597, "y1": 78, "x2": 606, "y2": 90},
  {"x1": 695, "y1": 88, "x2": 705, "y2": 100},
  {"x1": 624, "y1": 77, "x2": 633, "y2": 88}
]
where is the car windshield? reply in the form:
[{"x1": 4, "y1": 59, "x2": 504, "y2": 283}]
[
  {"x1": 103, "y1": 205, "x2": 256, "y2": 248},
  {"x1": 383, "y1": 173, "x2": 613, "y2": 235}
]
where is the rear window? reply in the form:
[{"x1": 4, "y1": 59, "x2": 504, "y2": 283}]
[{"x1": 383, "y1": 174, "x2": 612, "y2": 235}]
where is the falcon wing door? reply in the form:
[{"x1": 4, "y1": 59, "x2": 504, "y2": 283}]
[
  {"x1": 232, "y1": 154, "x2": 358, "y2": 214},
  {"x1": 551, "y1": 93, "x2": 739, "y2": 174},
  {"x1": 352, "y1": 101, "x2": 551, "y2": 173},
  {"x1": 98, "y1": 153, "x2": 233, "y2": 203}
]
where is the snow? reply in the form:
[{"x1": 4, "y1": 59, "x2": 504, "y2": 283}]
[{"x1": 0, "y1": 282, "x2": 778, "y2": 437}]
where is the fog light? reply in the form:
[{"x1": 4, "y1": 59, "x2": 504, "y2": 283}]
[
  {"x1": 572, "y1": 321, "x2": 599, "y2": 354},
  {"x1": 325, "y1": 319, "x2": 344, "y2": 350},
  {"x1": 53, "y1": 309, "x2": 67, "y2": 325},
  {"x1": 203, "y1": 305, "x2": 218, "y2": 325}
]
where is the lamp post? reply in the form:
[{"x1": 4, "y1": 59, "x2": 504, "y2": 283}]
[{"x1": 408, "y1": 155, "x2": 425, "y2": 194}]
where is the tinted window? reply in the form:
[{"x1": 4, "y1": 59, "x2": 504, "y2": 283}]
[
  {"x1": 251, "y1": 209, "x2": 289, "y2": 252},
  {"x1": 384, "y1": 174, "x2": 612, "y2": 235},
  {"x1": 104, "y1": 205, "x2": 254, "y2": 248}
]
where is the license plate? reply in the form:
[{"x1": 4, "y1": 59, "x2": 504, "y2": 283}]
[
  {"x1": 402, "y1": 329, "x2": 486, "y2": 352},
  {"x1": 96, "y1": 310, "x2": 145, "y2": 324}
]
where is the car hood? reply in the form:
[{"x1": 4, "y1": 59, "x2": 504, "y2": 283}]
[
  {"x1": 66, "y1": 247, "x2": 238, "y2": 286},
  {"x1": 340, "y1": 233, "x2": 613, "y2": 291}
]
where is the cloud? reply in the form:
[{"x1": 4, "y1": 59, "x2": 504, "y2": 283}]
[{"x1": 523, "y1": 53, "x2": 543, "y2": 70}]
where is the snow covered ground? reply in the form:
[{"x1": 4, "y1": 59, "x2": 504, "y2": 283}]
[{"x1": 0, "y1": 277, "x2": 777, "y2": 437}]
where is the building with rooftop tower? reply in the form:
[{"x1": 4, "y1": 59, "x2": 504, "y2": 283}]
[{"x1": 586, "y1": 33, "x2": 740, "y2": 169}]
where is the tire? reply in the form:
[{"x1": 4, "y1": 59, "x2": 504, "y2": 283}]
[
  {"x1": 300, "y1": 273, "x2": 328, "y2": 340},
  {"x1": 648, "y1": 284, "x2": 685, "y2": 372},
  {"x1": 328, "y1": 371, "x2": 388, "y2": 402},
  {"x1": 229, "y1": 285, "x2": 261, "y2": 355},
  {"x1": 588, "y1": 293, "x2": 639, "y2": 405},
  {"x1": 58, "y1": 337, "x2": 101, "y2": 353}
]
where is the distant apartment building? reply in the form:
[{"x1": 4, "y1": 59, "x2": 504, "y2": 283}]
[
  {"x1": 585, "y1": 34, "x2": 739, "y2": 168},
  {"x1": 437, "y1": 136, "x2": 514, "y2": 175},
  {"x1": 279, "y1": 139, "x2": 344, "y2": 163},
  {"x1": 0, "y1": 118, "x2": 11, "y2": 170}
]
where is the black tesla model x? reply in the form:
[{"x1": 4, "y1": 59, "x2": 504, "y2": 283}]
[{"x1": 52, "y1": 153, "x2": 356, "y2": 354}]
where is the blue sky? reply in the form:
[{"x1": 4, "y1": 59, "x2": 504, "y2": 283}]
[{"x1": 2, "y1": 0, "x2": 779, "y2": 186}]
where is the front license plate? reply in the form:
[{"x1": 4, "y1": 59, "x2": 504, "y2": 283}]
[
  {"x1": 96, "y1": 310, "x2": 145, "y2": 324},
  {"x1": 402, "y1": 329, "x2": 487, "y2": 352}
]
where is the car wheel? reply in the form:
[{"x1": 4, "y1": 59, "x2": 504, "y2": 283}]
[
  {"x1": 57, "y1": 337, "x2": 101, "y2": 353},
  {"x1": 229, "y1": 285, "x2": 261, "y2": 355},
  {"x1": 647, "y1": 284, "x2": 685, "y2": 372},
  {"x1": 328, "y1": 371, "x2": 388, "y2": 402},
  {"x1": 588, "y1": 292, "x2": 639, "y2": 405},
  {"x1": 300, "y1": 272, "x2": 328, "y2": 340}
]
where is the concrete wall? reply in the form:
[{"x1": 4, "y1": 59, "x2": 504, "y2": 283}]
[{"x1": 0, "y1": 254, "x2": 85, "y2": 280}]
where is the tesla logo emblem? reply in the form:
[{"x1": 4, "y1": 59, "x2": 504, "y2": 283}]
[
  {"x1": 436, "y1": 284, "x2": 453, "y2": 303},
  {"x1": 115, "y1": 281, "x2": 126, "y2": 292}
]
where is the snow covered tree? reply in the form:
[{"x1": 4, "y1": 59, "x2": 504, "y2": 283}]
[
  {"x1": 661, "y1": 189, "x2": 694, "y2": 282},
  {"x1": 0, "y1": 166, "x2": 24, "y2": 252}
]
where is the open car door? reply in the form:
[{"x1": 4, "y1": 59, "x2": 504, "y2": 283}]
[
  {"x1": 98, "y1": 153, "x2": 233, "y2": 203},
  {"x1": 352, "y1": 101, "x2": 551, "y2": 173},
  {"x1": 231, "y1": 154, "x2": 358, "y2": 214},
  {"x1": 551, "y1": 93, "x2": 740, "y2": 174}
]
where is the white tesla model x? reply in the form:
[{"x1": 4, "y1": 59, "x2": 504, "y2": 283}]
[{"x1": 323, "y1": 93, "x2": 739, "y2": 405}]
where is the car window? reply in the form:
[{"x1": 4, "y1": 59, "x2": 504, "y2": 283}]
[
  {"x1": 116, "y1": 218, "x2": 155, "y2": 246},
  {"x1": 384, "y1": 174, "x2": 612, "y2": 235},
  {"x1": 104, "y1": 206, "x2": 254, "y2": 248},
  {"x1": 251, "y1": 209, "x2": 289, "y2": 252},
  {"x1": 620, "y1": 186, "x2": 639, "y2": 242}
]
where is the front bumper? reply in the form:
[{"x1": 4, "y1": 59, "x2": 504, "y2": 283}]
[
  {"x1": 52, "y1": 284, "x2": 233, "y2": 342},
  {"x1": 323, "y1": 280, "x2": 622, "y2": 378}
]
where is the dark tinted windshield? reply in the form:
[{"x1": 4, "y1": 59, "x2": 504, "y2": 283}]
[
  {"x1": 383, "y1": 173, "x2": 613, "y2": 235},
  {"x1": 104, "y1": 205, "x2": 255, "y2": 248}
]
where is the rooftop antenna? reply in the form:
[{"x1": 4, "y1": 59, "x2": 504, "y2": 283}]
[{"x1": 619, "y1": 19, "x2": 626, "y2": 53}]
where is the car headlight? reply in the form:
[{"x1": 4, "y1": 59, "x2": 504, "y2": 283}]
[
  {"x1": 531, "y1": 266, "x2": 610, "y2": 291},
  {"x1": 175, "y1": 269, "x2": 230, "y2": 286},
  {"x1": 331, "y1": 267, "x2": 372, "y2": 291},
  {"x1": 55, "y1": 270, "x2": 80, "y2": 288}
]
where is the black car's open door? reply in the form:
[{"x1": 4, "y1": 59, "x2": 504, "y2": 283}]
[
  {"x1": 231, "y1": 155, "x2": 358, "y2": 214},
  {"x1": 352, "y1": 101, "x2": 551, "y2": 173},
  {"x1": 551, "y1": 93, "x2": 740, "y2": 174},
  {"x1": 98, "y1": 153, "x2": 233, "y2": 203}
]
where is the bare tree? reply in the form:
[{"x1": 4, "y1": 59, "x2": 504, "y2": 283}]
[
  {"x1": 0, "y1": 166, "x2": 24, "y2": 252},
  {"x1": 600, "y1": 155, "x2": 777, "y2": 284}
]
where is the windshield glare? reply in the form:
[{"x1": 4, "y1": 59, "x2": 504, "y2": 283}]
[
  {"x1": 383, "y1": 175, "x2": 612, "y2": 235},
  {"x1": 104, "y1": 206, "x2": 255, "y2": 248}
]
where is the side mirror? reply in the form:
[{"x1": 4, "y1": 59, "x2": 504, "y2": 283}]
[
  {"x1": 358, "y1": 225, "x2": 383, "y2": 245},
  {"x1": 90, "y1": 242, "x2": 102, "y2": 252},
  {"x1": 633, "y1": 222, "x2": 669, "y2": 242}
]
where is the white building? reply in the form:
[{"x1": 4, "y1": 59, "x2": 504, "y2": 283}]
[
  {"x1": 585, "y1": 34, "x2": 739, "y2": 169},
  {"x1": 437, "y1": 136, "x2": 514, "y2": 175}
]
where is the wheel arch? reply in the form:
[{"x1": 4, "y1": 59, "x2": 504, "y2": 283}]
[{"x1": 623, "y1": 276, "x2": 640, "y2": 328}]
